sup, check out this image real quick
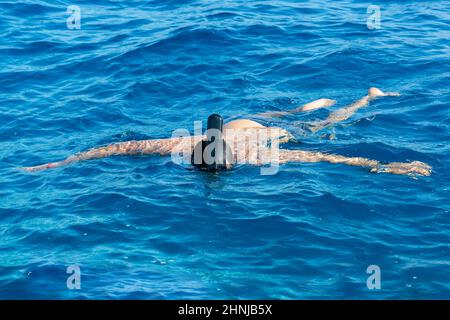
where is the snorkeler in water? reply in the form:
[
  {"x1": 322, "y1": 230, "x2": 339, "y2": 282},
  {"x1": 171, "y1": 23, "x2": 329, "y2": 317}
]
[{"x1": 23, "y1": 87, "x2": 431, "y2": 176}]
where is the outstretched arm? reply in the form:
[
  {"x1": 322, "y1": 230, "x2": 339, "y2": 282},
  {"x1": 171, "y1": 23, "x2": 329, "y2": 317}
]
[
  {"x1": 22, "y1": 137, "x2": 193, "y2": 172},
  {"x1": 257, "y1": 98, "x2": 337, "y2": 118},
  {"x1": 278, "y1": 149, "x2": 431, "y2": 176},
  {"x1": 310, "y1": 87, "x2": 400, "y2": 132}
]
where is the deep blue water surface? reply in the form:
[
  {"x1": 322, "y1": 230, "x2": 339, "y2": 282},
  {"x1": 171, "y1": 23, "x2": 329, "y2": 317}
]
[{"x1": 1, "y1": 0, "x2": 450, "y2": 299}]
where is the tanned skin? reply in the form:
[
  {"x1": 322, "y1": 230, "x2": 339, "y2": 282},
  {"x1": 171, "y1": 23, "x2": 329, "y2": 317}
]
[{"x1": 23, "y1": 88, "x2": 431, "y2": 176}]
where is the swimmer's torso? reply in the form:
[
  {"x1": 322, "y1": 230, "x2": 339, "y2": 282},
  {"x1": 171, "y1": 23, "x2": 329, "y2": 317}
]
[{"x1": 172, "y1": 125, "x2": 292, "y2": 165}]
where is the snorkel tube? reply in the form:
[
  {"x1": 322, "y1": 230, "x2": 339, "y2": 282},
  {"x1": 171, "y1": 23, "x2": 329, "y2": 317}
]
[{"x1": 191, "y1": 114, "x2": 234, "y2": 171}]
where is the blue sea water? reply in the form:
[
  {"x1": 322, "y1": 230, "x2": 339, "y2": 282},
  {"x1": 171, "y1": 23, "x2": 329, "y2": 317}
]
[{"x1": 0, "y1": 0, "x2": 449, "y2": 299}]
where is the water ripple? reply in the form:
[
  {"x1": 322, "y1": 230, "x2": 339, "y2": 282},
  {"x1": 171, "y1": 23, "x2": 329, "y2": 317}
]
[{"x1": 0, "y1": 0, "x2": 449, "y2": 299}]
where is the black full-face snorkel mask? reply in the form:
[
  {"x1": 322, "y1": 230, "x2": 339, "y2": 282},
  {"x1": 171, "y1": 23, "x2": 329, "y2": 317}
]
[{"x1": 191, "y1": 114, "x2": 234, "y2": 172}]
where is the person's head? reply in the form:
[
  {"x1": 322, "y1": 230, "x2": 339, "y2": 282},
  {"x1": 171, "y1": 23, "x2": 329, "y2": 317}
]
[{"x1": 191, "y1": 114, "x2": 234, "y2": 171}]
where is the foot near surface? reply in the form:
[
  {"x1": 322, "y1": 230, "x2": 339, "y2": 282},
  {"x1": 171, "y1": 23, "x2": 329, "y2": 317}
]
[
  {"x1": 302, "y1": 98, "x2": 337, "y2": 111},
  {"x1": 371, "y1": 161, "x2": 432, "y2": 176},
  {"x1": 369, "y1": 87, "x2": 401, "y2": 98}
]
